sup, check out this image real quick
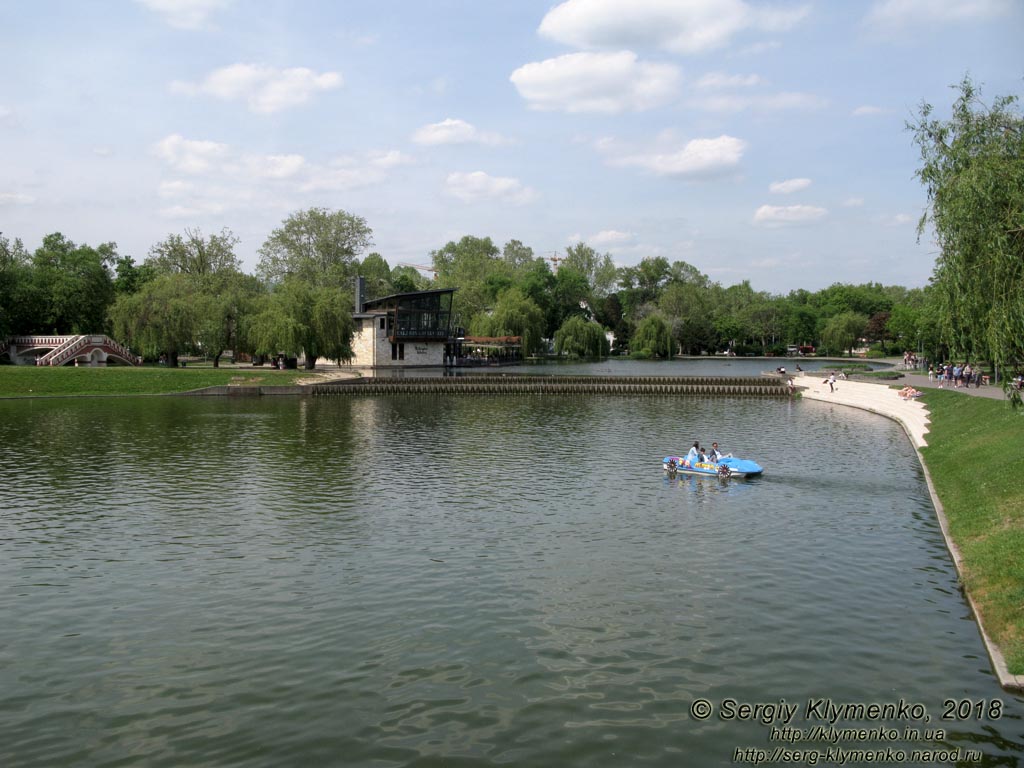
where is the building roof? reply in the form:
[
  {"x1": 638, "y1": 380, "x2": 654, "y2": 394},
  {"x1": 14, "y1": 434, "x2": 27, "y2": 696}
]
[{"x1": 362, "y1": 287, "x2": 455, "y2": 310}]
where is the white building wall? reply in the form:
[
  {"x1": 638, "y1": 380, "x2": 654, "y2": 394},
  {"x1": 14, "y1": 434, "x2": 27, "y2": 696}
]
[{"x1": 350, "y1": 315, "x2": 446, "y2": 367}]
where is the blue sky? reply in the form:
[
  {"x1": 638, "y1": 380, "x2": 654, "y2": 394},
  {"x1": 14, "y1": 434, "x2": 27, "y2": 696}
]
[{"x1": 1, "y1": 0, "x2": 1020, "y2": 294}]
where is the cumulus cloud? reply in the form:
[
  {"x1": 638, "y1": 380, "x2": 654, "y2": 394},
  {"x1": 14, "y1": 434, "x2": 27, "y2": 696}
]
[
  {"x1": 154, "y1": 134, "x2": 230, "y2": 174},
  {"x1": 152, "y1": 133, "x2": 409, "y2": 217},
  {"x1": 590, "y1": 229, "x2": 634, "y2": 245},
  {"x1": 843, "y1": 197, "x2": 865, "y2": 207},
  {"x1": 412, "y1": 118, "x2": 510, "y2": 146},
  {"x1": 171, "y1": 63, "x2": 342, "y2": 114},
  {"x1": 136, "y1": 0, "x2": 232, "y2": 29},
  {"x1": 445, "y1": 171, "x2": 538, "y2": 205},
  {"x1": 865, "y1": 0, "x2": 1013, "y2": 30},
  {"x1": 538, "y1": 0, "x2": 810, "y2": 54},
  {"x1": 852, "y1": 105, "x2": 886, "y2": 116},
  {"x1": 605, "y1": 134, "x2": 748, "y2": 178},
  {"x1": 753, "y1": 204, "x2": 828, "y2": 226},
  {"x1": 510, "y1": 51, "x2": 680, "y2": 113},
  {"x1": 769, "y1": 177, "x2": 811, "y2": 194}
]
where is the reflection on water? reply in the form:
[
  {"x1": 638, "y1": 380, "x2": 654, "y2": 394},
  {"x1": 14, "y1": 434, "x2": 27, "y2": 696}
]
[{"x1": 0, "y1": 394, "x2": 1020, "y2": 767}]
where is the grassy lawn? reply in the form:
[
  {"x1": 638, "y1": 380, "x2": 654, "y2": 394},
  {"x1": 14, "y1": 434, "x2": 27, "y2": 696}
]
[
  {"x1": 0, "y1": 364, "x2": 313, "y2": 397},
  {"x1": 919, "y1": 391, "x2": 1024, "y2": 674}
]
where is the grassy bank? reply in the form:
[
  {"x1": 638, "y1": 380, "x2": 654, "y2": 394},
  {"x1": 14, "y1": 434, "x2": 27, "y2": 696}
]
[
  {"x1": 0, "y1": 365, "x2": 313, "y2": 397},
  {"x1": 920, "y1": 391, "x2": 1024, "y2": 674}
]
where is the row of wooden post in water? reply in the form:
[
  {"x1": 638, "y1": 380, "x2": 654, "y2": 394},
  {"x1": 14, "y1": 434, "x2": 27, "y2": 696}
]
[{"x1": 307, "y1": 375, "x2": 789, "y2": 397}]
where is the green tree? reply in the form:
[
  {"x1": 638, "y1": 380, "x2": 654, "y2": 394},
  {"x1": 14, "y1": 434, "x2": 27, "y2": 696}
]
[
  {"x1": 909, "y1": 77, "x2": 1024, "y2": 398},
  {"x1": 257, "y1": 207, "x2": 373, "y2": 288},
  {"x1": 147, "y1": 228, "x2": 241, "y2": 276},
  {"x1": 246, "y1": 279, "x2": 354, "y2": 369},
  {"x1": 31, "y1": 233, "x2": 116, "y2": 334},
  {"x1": 469, "y1": 287, "x2": 546, "y2": 356},
  {"x1": 562, "y1": 242, "x2": 617, "y2": 298},
  {"x1": 631, "y1": 313, "x2": 674, "y2": 358},
  {"x1": 112, "y1": 255, "x2": 157, "y2": 295},
  {"x1": 193, "y1": 272, "x2": 265, "y2": 367},
  {"x1": 502, "y1": 239, "x2": 535, "y2": 270},
  {"x1": 358, "y1": 252, "x2": 393, "y2": 299},
  {"x1": 108, "y1": 273, "x2": 197, "y2": 367},
  {"x1": 553, "y1": 315, "x2": 609, "y2": 358},
  {"x1": 548, "y1": 266, "x2": 590, "y2": 335},
  {"x1": 660, "y1": 280, "x2": 715, "y2": 355},
  {"x1": 390, "y1": 265, "x2": 427, "y2": 293},
  {"x1": 431, "y1": 235, "x2": 507, "y2": 327},
  {"x1": 821, "y1": 312, "x2": 869, "y2": 357},
  {"x1": 0, "y1": 234, "x2": 38, "y2": 336}
]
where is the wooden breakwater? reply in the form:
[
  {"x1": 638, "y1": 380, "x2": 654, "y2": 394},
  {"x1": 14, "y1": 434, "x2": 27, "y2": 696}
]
[{"x1": 308, "y1": 375, "x2": 788, "y2": 397}]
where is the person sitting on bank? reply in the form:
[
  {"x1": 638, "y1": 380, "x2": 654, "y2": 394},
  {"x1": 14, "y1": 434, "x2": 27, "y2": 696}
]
[{"x1": 898, "y1": 386, "x2": 923, "y2": 399}]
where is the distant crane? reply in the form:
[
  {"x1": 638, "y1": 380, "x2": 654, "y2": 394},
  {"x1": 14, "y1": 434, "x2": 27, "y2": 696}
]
[
  {"x1": 545, "y1": 252, "x2": 563, "y2": 268},
  {"x1": 397, "y1": 262, "x2": 438, "y2": 278}
]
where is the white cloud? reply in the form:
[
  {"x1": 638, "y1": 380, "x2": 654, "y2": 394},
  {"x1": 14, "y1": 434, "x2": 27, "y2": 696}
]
[
  {"x1": 852, "y1": 105, "x2": 886, "y2": 116},
  {"x1": 367, "y1": 150, "x2": 414, "y2": 170},
  {"x1": 301, "y1": 152, "x2": 412, "y2": 192},
  {"x1": 246, "y1": 153, "x2": 306, "y2": 179},
  {"x1": 510, "y1": 51, "x2": 680, "y2": 113},
  {"x1": 865, "y1": 0, "x2": 1013, "y2": 30},
  {"x1": 605, "y1": 134, "x2": 748, "y2": 178},
  {"x1": 753, "y1": 204, "x2": 828, "y2": 226},
  {"x1": 445, "y1": 171, "x2": 538, "y2": 205},
  {"x1": 538, "y1": 0, "x2": 811, "y2": 54},
  {"x1": 843, "y1": 197, "x2": 865, "y2": 207},
  {"x1": 590, "y1": 229, "x2": 634, "y2": 245},
  {"x1": 412, "y1": 118, "x2": 510, "y2": 146},
  {"x1": 154, "y1": 134, "x2": 229, "y2": 174},
  {"x1": 769, "y1": 178, "x2": 811, "y2": 194},
  {"x1": 0, "y1": 192, "x2": 36, "y2": 206},
  {"x1": 152, "y1": 134, "x2": 408, "y2": 214},
  {"x1": 136, "y1": 0, "x2": 232, "y2": 30},
  {"x1": 171, "y1": 63, "x2": 343, "y2": 114},
  {"x1": 883, "y1": 212, "x2": 913, "y2": 226}
]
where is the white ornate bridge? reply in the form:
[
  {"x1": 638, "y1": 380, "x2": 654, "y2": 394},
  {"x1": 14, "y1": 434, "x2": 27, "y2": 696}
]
[{"x1": 0, "y1": 335, "x2": 142, "y2": 366}]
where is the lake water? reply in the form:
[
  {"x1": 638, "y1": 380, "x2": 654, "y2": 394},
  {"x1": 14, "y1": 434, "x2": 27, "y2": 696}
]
[{"x1": 1, "y1": 388, "x2": 1021, "y2": 767}]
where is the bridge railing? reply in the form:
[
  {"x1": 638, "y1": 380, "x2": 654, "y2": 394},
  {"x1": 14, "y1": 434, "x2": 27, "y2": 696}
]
[
  {"x1": 44, "y1": 336, "x2": 89, "y2": 366},
  {"x1": 102, "y1": 336, "x2": 143, "y2": 365}
]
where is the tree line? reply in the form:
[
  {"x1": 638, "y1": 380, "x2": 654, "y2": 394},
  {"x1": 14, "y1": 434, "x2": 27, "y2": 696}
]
[
  {"x1": 1, "y1": 78, "x2": 1018, "y2": 384},
  {"x1": 0, "y1": 215, "x2": 936, "y2": 367}
]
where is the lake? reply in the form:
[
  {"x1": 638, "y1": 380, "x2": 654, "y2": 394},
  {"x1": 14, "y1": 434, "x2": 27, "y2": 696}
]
[{"x1": 1, "y1": 387, "x2": 1021, "y2": 767}]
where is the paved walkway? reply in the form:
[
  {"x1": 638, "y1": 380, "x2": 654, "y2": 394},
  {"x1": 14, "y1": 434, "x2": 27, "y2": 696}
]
[
  {"x1": 795, "y1": 363, "x2": 1012, "y2": 448},
  {"x1": 796, "y1": 373, "x2": 933, "y2": 447}
]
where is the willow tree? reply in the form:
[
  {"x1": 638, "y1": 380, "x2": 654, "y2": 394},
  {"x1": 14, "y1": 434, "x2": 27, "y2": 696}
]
[
  {"x1": 469, "y1": 287, "x2": 546, "y2": 356},
  {"x1": 821, "y1": 311, "x2": 868, "y2": 357},
  {"x1": 245, "y1": 279, "x2": 354, "y2": 369},
  {"x1": 631, "y1": 314, "x2": 674, "y2": 358},
  {"x1": 553, "y1": 315, "x2": 609, "y2": 358},
  {"x1": 909, "y1": 77, "x2": 1024, "y2": 400}
]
